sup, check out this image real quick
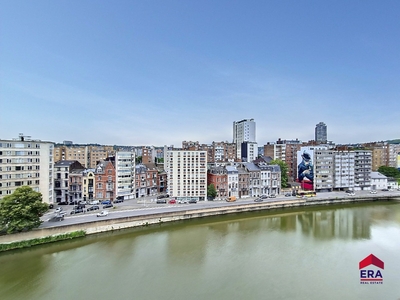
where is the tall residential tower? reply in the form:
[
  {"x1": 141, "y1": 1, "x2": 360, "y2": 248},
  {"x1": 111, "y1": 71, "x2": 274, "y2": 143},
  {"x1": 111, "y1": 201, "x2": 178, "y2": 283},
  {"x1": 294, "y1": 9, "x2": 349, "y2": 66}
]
[
  {"x1": 233, "y1": 119, "x2": 256, "y2": 161},
  {"x1": 315, "y1": 122, "x2": 327, "y2": 143}
]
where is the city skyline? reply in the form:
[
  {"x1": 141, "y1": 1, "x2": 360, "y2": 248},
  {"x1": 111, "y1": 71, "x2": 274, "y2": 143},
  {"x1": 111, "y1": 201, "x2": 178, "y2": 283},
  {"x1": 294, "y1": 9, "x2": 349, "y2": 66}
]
[{"x1": 1, "y1": 1, "x2": 399, "y2": 146}]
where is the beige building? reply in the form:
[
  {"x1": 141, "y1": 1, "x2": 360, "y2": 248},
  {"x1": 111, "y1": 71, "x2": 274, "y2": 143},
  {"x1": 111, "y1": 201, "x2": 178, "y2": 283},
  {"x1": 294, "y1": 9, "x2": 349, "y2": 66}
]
[
  {"x1": 54, "y1": 144, "x2": 114, "y2": 168},
  {"x1": 0, "y1": 135, "x2": 54, "y2": 204}
]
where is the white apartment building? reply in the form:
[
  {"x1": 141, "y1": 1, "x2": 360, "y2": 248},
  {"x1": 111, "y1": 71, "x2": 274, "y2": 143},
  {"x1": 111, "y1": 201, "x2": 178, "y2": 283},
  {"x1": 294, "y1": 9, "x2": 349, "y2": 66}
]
[
  {"x1": 233, "y1": 119, "x2": 256, "y2": 161},
  {"x1": 354, "y1": 150, "x2": 372, "y2": 191},
  {"x1": 115, "y1": 151, "x2": 135, "y2": 200},
  {"x1": 241, "y1": 142, "x2": 258, "y2": 162},
  {"x1": 314, "y1": 149, "x2": 335, "y2": 192},
  {"x1": 166, "y1": 150, "x2": 207, "y2": 201},
  {"x1": 0, "y1": 135, "x2": 54, "y2": 204},
  {"x1": 226, "y1": 165, "x2": 238, "y2": 198},
  {"x1": 334, "y1": 151, "x2": 355, "y2": 190}
]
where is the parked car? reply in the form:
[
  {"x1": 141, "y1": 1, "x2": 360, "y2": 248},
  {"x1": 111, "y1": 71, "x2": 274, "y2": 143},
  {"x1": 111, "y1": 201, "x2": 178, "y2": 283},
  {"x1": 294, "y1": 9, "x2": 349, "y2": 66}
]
[
  {"x1": 178, "y1": 200, "x2": 188, "y2": 204},
  {"x1": 254, "y1": 198, "x2": 263, "y2": 202},
  {"x1": 168, "y1": 199, "x2": 176, "y2": 204},
  {"x1": 188, "y1": 199, "x2": 197, "y2": 204},
  {"x1": 381, "y1": 188, "x2": 389, "y2": 191},
  {"x1": 74, "y1": 204, "x2": 85, "y2": 209},
  {"x1": 59, "y1": 201, "x2": 68, "y2": 205},
  {"x1": 78, "y1": 200, "x2": 87, "y2": 205},
  {"x1": 260, "y1": 195, "x2": 268, "y2": 199},
  {"x1": 269, "y1": 194, "x2": 276, "y2": 198},
  {"x1": 101, "y1": 200, "x2": 111, "y2": 205},
  {"x1": 97, "y1": 210, "x2": 109, "y2": 217},
  {"x1": 346, "y1": 192, "x2": 355, "y2": 196},
  {"x1": 87, "y1": 205, "x2": 100, "y2": 212},
  {"x1": 157, "y1": 194, "x2": 169, "y2": 199},
  {"x1": 114, "y1": 198, "x2": 124, "y2": 203},
  {"x1": 70, "y1": 208, "x2": 84, "y2": 215},
  {"x1": 49, "y1": 204, "x2": 54, "y2": 209},
  {"x1": 285, "y1": 193, "x2": 291, "y2": 197},
  {"x1": 156, "y1": 199, "x2": 167, "y2": 204},
  {"x1": 89, "y1": 200, "x2": 100, "y2": 205},
  {"x1": 103, "y1": 203, "x2": 113, "y2": 209},
  {"x1": 69, "y1": 201, "x2": 78, "y2": 205}
]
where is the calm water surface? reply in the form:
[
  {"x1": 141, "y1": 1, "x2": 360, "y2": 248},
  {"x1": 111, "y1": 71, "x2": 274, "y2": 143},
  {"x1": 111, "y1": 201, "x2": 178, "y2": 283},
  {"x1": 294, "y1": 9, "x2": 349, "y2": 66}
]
[{"x1": 1, "y1": 202, "x2": 400, "y2": 300}]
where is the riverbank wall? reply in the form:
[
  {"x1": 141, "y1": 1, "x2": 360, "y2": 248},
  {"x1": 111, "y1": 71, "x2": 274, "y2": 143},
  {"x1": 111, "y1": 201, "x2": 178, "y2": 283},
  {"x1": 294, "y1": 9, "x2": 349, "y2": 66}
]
[{"x1": 1, "y1": 195, "x2": 399, "y2": 246}]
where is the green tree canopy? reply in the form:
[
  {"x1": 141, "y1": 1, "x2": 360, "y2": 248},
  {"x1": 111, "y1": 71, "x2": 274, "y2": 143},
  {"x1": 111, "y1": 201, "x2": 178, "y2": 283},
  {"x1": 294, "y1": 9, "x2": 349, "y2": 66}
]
[
  {"x1": 207, "y1": 184, "x2": 217, "y2": 199},
  {"x1": 0, "y1": 186, "x2": 49, "y2": 234},
  {"x1": 269, "y1": 159, "x2": 289, "y2": 188},
  {"x1": 377, "y1": 166, "x2": 400, "y2": 178}
]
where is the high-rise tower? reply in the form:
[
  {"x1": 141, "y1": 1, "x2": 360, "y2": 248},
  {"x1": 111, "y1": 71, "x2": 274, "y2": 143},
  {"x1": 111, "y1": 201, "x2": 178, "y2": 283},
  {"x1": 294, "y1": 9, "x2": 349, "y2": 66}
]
[
  {"x1": 233, "y1": 119, "x2": 256, "y2": 161},
  {"x1": 315, "y1": 122, "x2": 327, "y2": 143}
]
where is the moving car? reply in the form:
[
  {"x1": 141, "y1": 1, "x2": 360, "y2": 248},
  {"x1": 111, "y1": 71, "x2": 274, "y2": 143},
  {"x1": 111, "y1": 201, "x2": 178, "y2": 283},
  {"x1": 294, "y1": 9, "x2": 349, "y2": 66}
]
[
  {"x1": 97, "y1": 210, "x2": 109, "y2": 217},
  {"x1": 370, "y1": 190, "x2": 377, "y2": 194},
  {"x1": 269, "y1": 194, "x2": 276, "y2": 198},
  {"x1": 55, "y1": 207, "x2": 63, "y2": 213},
  {"x1": 254, "y1": 198, "x2": 263, "y2": 202},
  {"x1": 285, "y1": 193, "x2": 291, "y2": 197},
  {"x1": 87, "y1": 205, "x2": 100, "y2": 212},
  {"x1": 70, "y1": 208, "x2": 84, "y2": 215},
  {"x1": 114, "y1": 198, "x2": 124, "y2": 203},
  {"x1": 381, "y1": 189, "x2": 389, "y2": 192},
  {"x1": 226, "y1": 196, "x2": 237, "y2": 202},
  {"x1": 103, "y1": 203, "x2": 113, "y2": 209}
]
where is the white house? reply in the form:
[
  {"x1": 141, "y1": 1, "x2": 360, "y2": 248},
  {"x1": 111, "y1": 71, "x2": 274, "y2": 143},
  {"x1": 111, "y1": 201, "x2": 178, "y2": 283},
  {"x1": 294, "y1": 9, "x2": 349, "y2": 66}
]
[{"x1": 370, "y1": 172, "x2": 387, "y2": 190}]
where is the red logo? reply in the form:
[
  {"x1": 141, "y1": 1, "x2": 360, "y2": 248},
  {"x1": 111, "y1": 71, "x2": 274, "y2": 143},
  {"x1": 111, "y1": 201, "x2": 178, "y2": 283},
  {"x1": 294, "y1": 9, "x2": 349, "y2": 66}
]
[{"x1": 359, "y1": 254, "x2": 384, "y2": 284}]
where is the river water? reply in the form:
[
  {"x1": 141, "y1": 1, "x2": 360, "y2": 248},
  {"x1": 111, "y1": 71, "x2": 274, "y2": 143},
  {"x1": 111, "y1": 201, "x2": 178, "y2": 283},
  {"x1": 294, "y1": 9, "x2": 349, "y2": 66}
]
[{"x1": 1, "y1": 201, "x2": 400, "y2": 300}]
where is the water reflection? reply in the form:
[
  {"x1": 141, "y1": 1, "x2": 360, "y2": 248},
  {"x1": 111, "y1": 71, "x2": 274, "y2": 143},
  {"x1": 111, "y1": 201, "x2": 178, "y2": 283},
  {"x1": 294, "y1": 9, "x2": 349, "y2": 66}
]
[{"x1": 0, "y1": 201, "x2": 399, "y2": 300}]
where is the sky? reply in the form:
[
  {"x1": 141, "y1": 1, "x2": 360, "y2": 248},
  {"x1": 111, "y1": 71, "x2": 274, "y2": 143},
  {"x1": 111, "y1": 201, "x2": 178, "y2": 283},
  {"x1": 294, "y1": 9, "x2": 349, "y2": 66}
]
[{"x1": 1, "y1": 0, "x2": 399, "y2": 147}]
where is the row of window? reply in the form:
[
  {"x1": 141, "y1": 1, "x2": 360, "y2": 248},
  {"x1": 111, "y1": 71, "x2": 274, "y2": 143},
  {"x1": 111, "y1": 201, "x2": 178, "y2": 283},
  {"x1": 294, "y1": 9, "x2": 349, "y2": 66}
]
[{"x1": 0, "y1": 143, "x2": 41, "y2": 148}]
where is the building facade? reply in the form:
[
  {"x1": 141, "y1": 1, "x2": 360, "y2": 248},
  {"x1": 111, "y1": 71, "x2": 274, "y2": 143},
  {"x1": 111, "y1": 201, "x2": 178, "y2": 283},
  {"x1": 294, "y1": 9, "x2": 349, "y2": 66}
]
[
  {"x1": 315, "y1": 122, "x2": 327, "y2": 143},
  {"x1": 0, "y1": 135, "x2": 54, "y2": 204},
  {"x1": 166, "y1": 150, "x2": 207, "y2": 201},
  {"x1": 233, "y1": 119, "x2": 256, "y2": 161}
]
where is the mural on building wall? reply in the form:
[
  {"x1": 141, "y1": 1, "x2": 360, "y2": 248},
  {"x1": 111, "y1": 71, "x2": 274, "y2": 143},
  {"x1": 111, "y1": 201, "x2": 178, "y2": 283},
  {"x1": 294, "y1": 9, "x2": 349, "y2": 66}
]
[
  {"x1": 397, "y1": 152, "x2": 400, "y2": 169},
  {"x1": 297, "y1": 150, "x2": 314, "y2": 190}
]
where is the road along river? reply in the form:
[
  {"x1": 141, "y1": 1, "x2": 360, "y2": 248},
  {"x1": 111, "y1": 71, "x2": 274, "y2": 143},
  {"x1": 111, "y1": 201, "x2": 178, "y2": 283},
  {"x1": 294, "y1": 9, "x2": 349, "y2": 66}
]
[{"x1": 0, "y1": 201, "x2": 399, "y2": 300}]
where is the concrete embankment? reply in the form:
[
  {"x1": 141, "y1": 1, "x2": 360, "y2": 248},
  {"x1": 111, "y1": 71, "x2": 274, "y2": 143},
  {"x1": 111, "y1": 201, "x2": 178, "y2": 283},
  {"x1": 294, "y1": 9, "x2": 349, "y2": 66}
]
[{"x1": 0, "y1": 195, "x2": 399, "y2": 246}]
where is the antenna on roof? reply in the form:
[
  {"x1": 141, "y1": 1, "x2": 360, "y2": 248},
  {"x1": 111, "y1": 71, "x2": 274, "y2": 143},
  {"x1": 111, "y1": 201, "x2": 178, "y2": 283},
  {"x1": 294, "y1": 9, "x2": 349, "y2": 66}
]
[{"x1": 19, "y1": 133, "x2": 32, "y2": 141}]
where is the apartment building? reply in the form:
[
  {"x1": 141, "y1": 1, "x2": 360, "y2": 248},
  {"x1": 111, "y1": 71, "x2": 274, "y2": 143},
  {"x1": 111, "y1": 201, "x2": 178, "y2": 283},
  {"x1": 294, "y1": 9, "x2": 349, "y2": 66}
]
[
  {"x1": 69, "y1": 170, "x2": 83, "y2": 203},
  {"x1": 54, "y1": 160, "x2": 84, "y2": 203},
  {"x1": 0, "y1": 135, "x2": 54, "y2": 204},
  {"x1": 134, "y1": 163, "x2": 159, "y2": 198},
  {"x1": 82, "y1": 169, "x2": 95, "y2": 201},
  {"x1": 94, "y1": 160, "x2": 116, "y2": 201},
  {"x1": 354, "y1": 150, "x2": 372, "y2": 190},
  {"x1": 233, "y1": 119, "x2": 256, "y2": 161},
  {"x1": 115, "y1": 151, "x2": 135, "y2": 200},
  {"x1": 226, "y1": 165, "x2": 239, "y2": 198},
  {"x1": 54, "y1": 144, "x2": 115, "y2": 168},
  {"x1": 207, "y1": 166, "x2": 228, "y2": 199},
  {"x1": 166, "y1": 150, "x2": 207, "y2": 201},
  {"x1": 333, "y1": 151, "x2": 355, "y2": 190},
  {"x1": 314, "y1": 150, "x2": 335, "y2": 192},
  {"x1": 241, "y1": 142, "x2": 258, "y2": 162}
]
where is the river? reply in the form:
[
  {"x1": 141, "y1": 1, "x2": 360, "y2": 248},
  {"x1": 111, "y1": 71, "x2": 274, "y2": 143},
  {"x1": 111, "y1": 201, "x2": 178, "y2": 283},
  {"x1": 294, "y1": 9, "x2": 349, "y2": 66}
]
[{"x1": 1, "y1": 201, "x2": 399, "y2": 300}]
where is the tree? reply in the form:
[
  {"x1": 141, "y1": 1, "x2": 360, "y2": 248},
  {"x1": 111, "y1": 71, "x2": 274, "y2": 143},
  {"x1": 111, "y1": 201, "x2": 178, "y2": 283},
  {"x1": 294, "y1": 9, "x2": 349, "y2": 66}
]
[
  {"x1": 0, "y1": 186, "x2": 49, "y2": 234},
  {"x1": 377, "y1": 166, "x2": 400, "y2": 178},
  {"x1": 207, "y1": 184, "x2": 217, "y2": 199},
  {"x1": 269, "y1": 159, "x2": 289, "y2": 188}
]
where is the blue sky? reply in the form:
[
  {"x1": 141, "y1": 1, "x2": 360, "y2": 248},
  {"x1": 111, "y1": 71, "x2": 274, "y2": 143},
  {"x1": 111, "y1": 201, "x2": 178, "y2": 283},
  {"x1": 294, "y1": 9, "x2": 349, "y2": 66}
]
[{"x1": 1, "y1": 1, "x2": 399, "y2": 146}]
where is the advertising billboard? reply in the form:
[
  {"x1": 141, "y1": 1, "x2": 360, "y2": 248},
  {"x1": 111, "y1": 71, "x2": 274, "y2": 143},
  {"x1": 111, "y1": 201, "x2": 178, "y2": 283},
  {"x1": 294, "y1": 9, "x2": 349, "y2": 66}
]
[{"x1": 297, "y1": 148, "x2": 314, "y2": 190}]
